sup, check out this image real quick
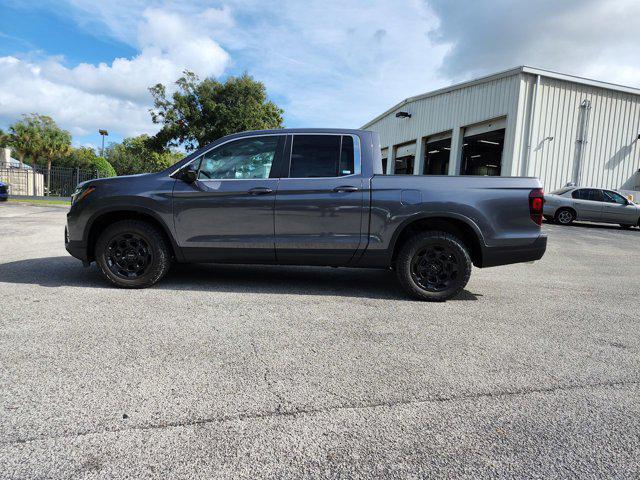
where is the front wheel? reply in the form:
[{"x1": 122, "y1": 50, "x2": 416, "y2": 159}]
[
  {"x1": 395, "y1": 231, "x2": 472, "y2": 301},
  {"x1": 95, "y1": 220, "x2": 171, "y2": 288}
]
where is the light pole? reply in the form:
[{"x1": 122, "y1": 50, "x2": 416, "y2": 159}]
[{"x1": 98, "y1": 129, "x2": 109, "y2": 157}]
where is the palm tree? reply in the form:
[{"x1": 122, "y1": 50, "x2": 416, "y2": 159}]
[
  {"x1": 8, "y1": 114, "x2": 43, "y2": 169},
  {"x1": 9, "y1": 114, "x2": 71, "y2": 193},
  {"x1": 37, "y1": 117, "x2": 72, "y2": 194}
]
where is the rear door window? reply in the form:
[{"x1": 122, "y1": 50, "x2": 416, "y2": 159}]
[
  {"x1": 289, "y1": 135, "x2": 355, "y2": 178},
  {"x1": 572, "y1": 189, "x2": 602, "y2": 201}
]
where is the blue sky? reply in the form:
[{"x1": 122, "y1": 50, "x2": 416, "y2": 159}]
[{"x1": 1, "y1": 0, "x2": 639, "y2": 151}]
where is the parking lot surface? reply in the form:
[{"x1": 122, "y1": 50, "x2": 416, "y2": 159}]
[{"x1": 0, "y1": 203, "x2": 639, "y2": 478}]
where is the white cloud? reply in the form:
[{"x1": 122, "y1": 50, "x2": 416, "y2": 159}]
[
  {"x1": 0, "y1": 5, "x2": 230, "y2": 136},
  {"x1": 209, "y1": 0, "x2": 450, "y2": 127},
  {"x1": 428, "y1": 0, "x2": 640, "y2": 87},
  {"x1": 0, "y1": 56, "x2": 153, "y2": 136},
  {"x1": 2, "y1": 0, "x2": 640, "y2": 141}
]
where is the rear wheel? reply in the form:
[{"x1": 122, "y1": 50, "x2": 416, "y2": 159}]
[
  {"x1": 395, "y1": 231, "x2": 472, "y2": 301},
  {"x1": 95, "y1": 220, "x2": 171, "y2": 288},
  {"x1": 555, "y1": 208, "x2": 575, "y2": 225}
]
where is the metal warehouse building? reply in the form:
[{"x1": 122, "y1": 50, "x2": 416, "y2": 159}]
[{"x1": 363, "y1": 66, "x2": 640, "y2": 195}]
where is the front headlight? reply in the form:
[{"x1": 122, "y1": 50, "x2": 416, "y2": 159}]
[{"x1": 71, "y1": 185, "x2": 95, "y2": 205}]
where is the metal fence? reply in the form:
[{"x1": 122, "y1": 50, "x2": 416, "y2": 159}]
[{"x1": 0, "y1": 165, "x2": 105, "y2": 197}]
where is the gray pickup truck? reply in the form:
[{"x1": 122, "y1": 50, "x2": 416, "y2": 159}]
[{"x1": 66, "y1": 128, "x2": 546, "y2": 300}]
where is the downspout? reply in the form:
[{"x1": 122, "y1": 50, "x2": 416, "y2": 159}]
[
  {"x1": 523, "y1": 74, "x2": 540, "y2": 177},
  {"x1": 575, "y1": 99, "x2": 592, "y2": 185}
]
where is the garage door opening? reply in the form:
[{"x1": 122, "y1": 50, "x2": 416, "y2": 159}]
[
  {"x1": 460, "y1": 129, "x2": 504, "y2": 176},
  {"x1": 381, "y1": 148, "x2": 388, "y2": 174},
  {"x1": 424, "y1": 138, "x2": 451, "y2": 175},
  {"x1": 394, "y1": 142, "x2": 416, "y2": 175}
]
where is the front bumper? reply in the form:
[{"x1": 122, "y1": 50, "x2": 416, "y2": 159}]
[
  {"x1": 480, "y1": 235, "x2": 547, "y2": 268},
  {"x1": 65, "y1": 225, "x2": 89, "y2": 262}
]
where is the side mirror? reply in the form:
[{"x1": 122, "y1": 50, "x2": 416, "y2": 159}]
[{"x1": 180, "y1": 165, "x2": 198, "y2": 183}]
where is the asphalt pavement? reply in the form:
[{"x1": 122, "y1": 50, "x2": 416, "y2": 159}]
[{"x1": 0, "y1": 203, "x2": 638, "y2": 478}]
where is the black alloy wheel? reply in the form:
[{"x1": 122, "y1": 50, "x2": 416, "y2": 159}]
[
  {"x1": 106, "y1": 232, "x2": 153, "y2": 279},
  {"x1": 95, "y1": 220, "x2": 171, "y2": 288},
  {"x1": 410, "y1": 244, "x2": 459, "y2": 292},
  {"x1": 395, "y1": 231, "x2": 472, "y2": 301}
]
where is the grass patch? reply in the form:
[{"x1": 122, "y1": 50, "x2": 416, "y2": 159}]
[{"x1": 5, "y1": 198, "x2": 70, "y2": 206}]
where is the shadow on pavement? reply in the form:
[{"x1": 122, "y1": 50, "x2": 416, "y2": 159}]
[
  {"x1": 543, "y1": 219, "x2": 639, "y2": 232},
  {"x1": 0, "y1": 256, "x2": 482, "y2": 301}
]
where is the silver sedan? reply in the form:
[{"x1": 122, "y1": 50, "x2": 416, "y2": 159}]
[{"x1": 543, "y1": 187, "x2": 640, "y2": 228}]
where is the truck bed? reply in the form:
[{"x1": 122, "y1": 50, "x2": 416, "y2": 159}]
[{"x1": 356, "y1": 174, "x2": 546, "y2": 268}]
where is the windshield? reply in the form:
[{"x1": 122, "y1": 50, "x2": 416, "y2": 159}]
[{"x1": 550, "y1": 187, "x2": 573, "y2": 195}]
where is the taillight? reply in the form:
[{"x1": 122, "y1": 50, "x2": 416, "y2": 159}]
[{"x1": 529, "y1": 188, "x2": 544, "y2": 226}]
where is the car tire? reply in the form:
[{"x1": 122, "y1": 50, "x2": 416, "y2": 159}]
[
  {"x1": 395, "y1": 231, "x2": 472, "y2": 301},
  {"x1": 95, "y1": 220, "x2": 171, "y2": 288},
  {"x1": 555, "y1": 208, "x2": 575, "y2": 225}
]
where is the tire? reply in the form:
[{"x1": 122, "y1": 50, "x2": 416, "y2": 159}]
[
  {"x1": 555, "y1": 208, "x2": 575, "y2": 225},
  {"x1": 395, "y1": 231, "x2": 472, "y2": 301},
  {"x1": 95, "y1": 220, "x2": 171, "y2": 288}
]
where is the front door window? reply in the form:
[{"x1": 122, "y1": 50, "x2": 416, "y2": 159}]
[{"x1": 198, "y1": 136, "x2": 279, "y2": 180}]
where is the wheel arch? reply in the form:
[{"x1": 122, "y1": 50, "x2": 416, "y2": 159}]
[
  {"x1": 390, "y1": 214, "x2": 485, "y2": 268},
  {"x1": 85, "y1": 208, "x2": 180, "y2": 262},
  {"x1": 555, "y1": 206, "x2": 577, "y2": 220}
]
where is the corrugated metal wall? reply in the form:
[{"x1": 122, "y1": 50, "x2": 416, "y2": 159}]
[
  {"x1": 521, "y1": 74, "x2": 640, "y2": 192},
  {"x1": 365, "y1": 74, "x2": 522, "y2": 176},
  {"x1": 365, "y1": 70, "x2": 640, "y2": 193}
]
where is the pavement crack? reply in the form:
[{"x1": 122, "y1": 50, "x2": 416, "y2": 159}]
[
  {"x1": 4, "y1": 378, "x2": 638, "y2": 446},
  {"x1": 250, "y1": 339, "x2": 287, "y2": 412}
]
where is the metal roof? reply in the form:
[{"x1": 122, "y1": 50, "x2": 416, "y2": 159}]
[{"x1": 362, "y1": 66, "x2": 640, "y2": 129}]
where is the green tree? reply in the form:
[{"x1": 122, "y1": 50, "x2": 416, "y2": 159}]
[
  {"x1": 6, "y1": 114, "x2": 44, "y2": 169},
  {"x1": 106, "y1": 135, "x2": 183, "y2": 176},
  {"x1": 149, "y1": 71, "x2": 284, "y2": 151},
  {"x1": 60, "y1": 147, "x2": 116, "y2": 177},
  {"x1": 0, "y1": 129, "x2": 9, "y2": 148},
  {"x1": 7, "y1": 114, "x2": 72, "y2": 190},
  {"x1": 37, "y1": 117, "x2": 72, "y2": 191}
]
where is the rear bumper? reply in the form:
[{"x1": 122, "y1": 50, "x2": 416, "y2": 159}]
[{"x1": 480, "y1": 235, "x2": 547, "y2": 268}]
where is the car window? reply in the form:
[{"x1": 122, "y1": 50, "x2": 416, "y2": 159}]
[
  {"x1": 572, "y1": 189, "x2": 602, "y2": 201},
  {"x1": 289, "y1": 135, "x2": 355, "y2": 178},
  {"x1": 339, "y1": 136, "x2": 355, "y2": 176},
  {"x1": 198, "y1": 136, "x2": 279, "y2": 180},
  {"x1": 603, "y1": 190, "x2": 627, "y2": 205}
]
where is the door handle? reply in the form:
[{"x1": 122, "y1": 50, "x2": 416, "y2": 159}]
[
  {"x1": 248, "y1": 187, "x2": 273, "y2": 195},
  {"x1": 333, "y1": 185, "x2": 359, "y2": 193}
]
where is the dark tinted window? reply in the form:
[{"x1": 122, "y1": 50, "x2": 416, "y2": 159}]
[
  {"x1": 290, "y1": 135, "x2": 354, "y2": 178},
  {"x1": 572, "y1": 189, "x2": 602, "y2": 201}
]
